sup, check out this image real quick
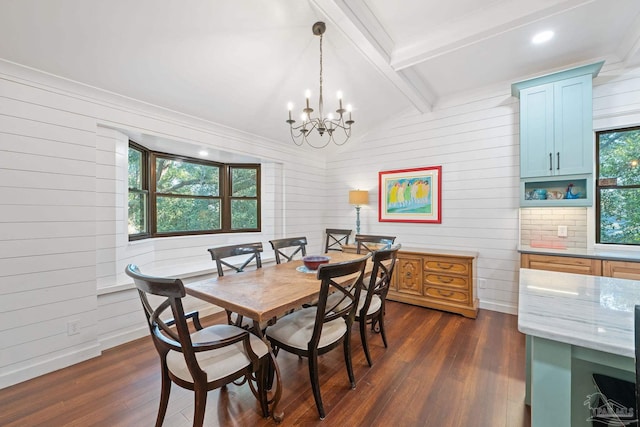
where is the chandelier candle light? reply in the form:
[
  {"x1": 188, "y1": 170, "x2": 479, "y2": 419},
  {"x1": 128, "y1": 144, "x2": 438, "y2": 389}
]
[{"x1": 286, "y1": 22, "x2": 354, "y2": 148}]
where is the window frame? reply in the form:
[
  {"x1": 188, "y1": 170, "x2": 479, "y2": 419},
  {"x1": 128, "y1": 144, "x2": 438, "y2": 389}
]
[
  {"x1": 128, "y1": 141, "x2": 150, "y2": 241},
  {"x1": 128, "y1": 142, "x2": 261, "y2": 240},
  {"x1": 595, "y1": 125, "x2": 640, "y2": 246},
  {"x1": 226, "y1": 164, "x2": 262, "y2": 231}
]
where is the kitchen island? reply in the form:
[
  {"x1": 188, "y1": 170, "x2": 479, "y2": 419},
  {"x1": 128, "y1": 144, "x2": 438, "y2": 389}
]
[{"x1": 518, "y1": 268, "x2": 639, "y2": 427}]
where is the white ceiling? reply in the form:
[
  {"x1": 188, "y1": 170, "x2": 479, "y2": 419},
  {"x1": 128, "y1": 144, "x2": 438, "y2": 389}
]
[{"x1": 0, "y1": 0, "x2": 639, "y2": 146}]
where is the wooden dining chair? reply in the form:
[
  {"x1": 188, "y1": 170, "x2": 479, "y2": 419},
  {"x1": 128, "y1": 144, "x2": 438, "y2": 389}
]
[
  {"x1": 324, "y1": 228, "x2": 352, "y2": 252},
  {"x1": 269, "y1": 236, "x2": 307, "y2": 264},
  {"x1": 265, "y1": 255, "x2": 371, "y2": 420},
  {"x1": 125, "y1": 264, "x2": 269, "y2": 427},
  {"x1": 207, "y1": 242, "x2": 264, "y2": 329},
  {"x1": 355, "y1": 234, "x2": 397, "y2": 254},
  {"x1": 356, "y1": 244, "x2": 400, "y2": 366}
]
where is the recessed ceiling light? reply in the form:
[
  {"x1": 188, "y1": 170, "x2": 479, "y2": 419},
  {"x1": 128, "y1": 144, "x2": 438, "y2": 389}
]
[
  {"x1": 199, "y1": 150, "x2": 208, "y2": 157},
  {"x1": 532, "y1": 30, "x2": 554, "y2": 45}
]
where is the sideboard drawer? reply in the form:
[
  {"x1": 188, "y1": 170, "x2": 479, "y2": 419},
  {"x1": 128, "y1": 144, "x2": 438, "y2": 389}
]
[
  {"x1": 424, "y1": 273, "x2": 468, "y2": 289},
  {"x1": 424, "y1": 256, "x2": 469, "y2": 275},
  {"x1": 424, "y1": 286, "x2": 469, "y2": 304}
]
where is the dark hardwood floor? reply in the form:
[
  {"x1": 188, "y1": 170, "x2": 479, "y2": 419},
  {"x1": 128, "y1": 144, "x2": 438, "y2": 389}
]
[{"x1": 0, "y1": 302, "x2": 531, "y2": 427}]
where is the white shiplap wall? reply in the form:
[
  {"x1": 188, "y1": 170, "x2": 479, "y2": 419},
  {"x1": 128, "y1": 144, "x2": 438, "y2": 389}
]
[
  {"x1": 0, "y1": 60, "x2": 327, "y2": 388},
  {"x1": 327, "y1": 91, "x2": 522, "y2": 313}
]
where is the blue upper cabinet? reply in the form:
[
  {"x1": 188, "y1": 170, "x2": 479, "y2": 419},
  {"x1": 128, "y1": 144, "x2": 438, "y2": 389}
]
[
  {"x1": 520, "y1": 83, "x2": 555, "y2": 177},
  {"x1": 513, "y1": 62, "x2": 603, "y2": 179}
]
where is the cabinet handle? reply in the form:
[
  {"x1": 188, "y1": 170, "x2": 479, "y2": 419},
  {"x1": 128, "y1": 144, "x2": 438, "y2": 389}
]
[
  {"x1": 438, "y1": 290, "x2": 454, "y2": 297},
  {"x1": 436, "y1": 262, "x2": 453, "y2": 269},
  {"x1": 557, "y1": 152, "x2": 560, "y2": 170},
  {"x1": 549, "y1": 153, "x2": 552, "y2": 171},
  {"x1": 438, "y1": 276, "x2": 454, "y2": 283}
]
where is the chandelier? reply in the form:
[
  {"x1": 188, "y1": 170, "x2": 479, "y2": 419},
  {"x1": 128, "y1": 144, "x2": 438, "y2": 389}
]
[{"x1": 286, "y1": 21, "x2": 354, "y2": 148}]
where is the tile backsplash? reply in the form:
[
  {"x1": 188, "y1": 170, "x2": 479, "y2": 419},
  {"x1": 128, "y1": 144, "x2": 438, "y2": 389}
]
[{"x1": 520, "y1": 207, "x2": 587, "y2": 249}]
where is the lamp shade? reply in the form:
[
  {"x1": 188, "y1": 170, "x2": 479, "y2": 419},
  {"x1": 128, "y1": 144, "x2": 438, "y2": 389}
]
[{"x1": 349, "y1": 190, "x2": 369, "y2": 206}]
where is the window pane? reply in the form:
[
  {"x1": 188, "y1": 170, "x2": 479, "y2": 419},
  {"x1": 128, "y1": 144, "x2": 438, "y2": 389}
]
[
  {"x1": 231, "y1": 168, "x2": 257, "y2": 197},
  {"x1": 128, "y1": 192, "x2": 147, "y2": 234},
  {"x1": 156, "y1": 196, "x2": 220, "y2": 232},
  {"x1": 156, "y1": 158, "x2": 220, "y2": 196},
  {"x1": 128, "y1": 147, "x2": 142, "y2": 189},
  {"x1": 598, "y1": 129, "x2": 640, "y2": 186},
  {"x1": 231, "y1": 199, "x2": 258, "y2": 229},
  {"x1": 599, "y1": 188, "x2": 640, "y2": 244}
]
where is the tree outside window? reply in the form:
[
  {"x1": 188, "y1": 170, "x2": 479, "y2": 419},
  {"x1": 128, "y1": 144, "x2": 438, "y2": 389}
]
[
  {"x1": 128, "y1": 143, "x2": 260, "y2": 239},
  {"x1": 128, "y1": 144, "x2": 149, "y2": 239},
  {"x1": 596, "y1": 126, "x2": 640, "y2": 244}
]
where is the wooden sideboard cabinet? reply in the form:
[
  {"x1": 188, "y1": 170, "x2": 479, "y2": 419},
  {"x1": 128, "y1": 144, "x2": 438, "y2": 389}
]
[
  {"x1": 520, "y1": 253, "x2": 602, "y2": 275},
  {"x1": 342, "y1": 245, "x2": 478, "y2": 318}
]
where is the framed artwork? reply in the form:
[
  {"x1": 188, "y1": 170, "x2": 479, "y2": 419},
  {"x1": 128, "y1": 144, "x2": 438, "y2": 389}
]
[{"x1": 378, "y1": 166, "x2": 441, "y2": 224}]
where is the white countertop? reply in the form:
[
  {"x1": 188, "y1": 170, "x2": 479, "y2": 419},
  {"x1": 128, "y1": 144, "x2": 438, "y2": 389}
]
[
  {"x1": 518, "y1": 245, "x2": 640, "y2": 262},
  {"x1": 518, "y1": 268, "x2": 640, "y2": 357}
]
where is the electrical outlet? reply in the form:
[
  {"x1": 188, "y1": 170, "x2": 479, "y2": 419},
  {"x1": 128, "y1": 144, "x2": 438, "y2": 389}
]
[
  {"x1": 557, "y1": 225, "x2": 568, "y2": 238},
  {"x1": 478, "y1": 278, "x2": 487, "y2": 289},
  {"x1": 67, "y1": 320, "x2": 80, "y2": 336}
]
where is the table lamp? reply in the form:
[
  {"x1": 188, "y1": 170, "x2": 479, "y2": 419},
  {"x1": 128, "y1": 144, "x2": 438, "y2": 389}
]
[{"x1": 349, "y1": 190, "x2": 369, "y2": 235}]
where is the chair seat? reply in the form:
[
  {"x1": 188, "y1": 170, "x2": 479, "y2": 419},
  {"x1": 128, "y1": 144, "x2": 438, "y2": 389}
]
[
  {"x1": 266, "y1": 307, "x2": 347, "y2": 350},
  {"x1": 328, "y1": 292, "x2": 381, "y2": 316},
  {"x1": 166, "y1": 324, "x2": 268, "y2": 383}
]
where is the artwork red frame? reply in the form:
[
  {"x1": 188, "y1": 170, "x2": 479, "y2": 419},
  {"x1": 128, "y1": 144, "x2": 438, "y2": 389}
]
[{"x1": 378, "y1": 166, "x2": 442, "y2": 224}]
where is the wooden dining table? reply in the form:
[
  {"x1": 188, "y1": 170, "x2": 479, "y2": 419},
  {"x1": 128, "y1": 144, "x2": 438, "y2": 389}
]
[
  {"x1": 184, "y1": 251, "x2": 372, "y2": 422},
  {"x1": 185, "y1": 251, "x2": 371, "y2": 325}
]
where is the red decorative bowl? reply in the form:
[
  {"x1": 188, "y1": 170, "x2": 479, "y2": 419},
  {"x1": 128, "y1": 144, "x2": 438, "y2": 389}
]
[{"x1": 303, "y1": 255, "x2": 330, "y2": 270}]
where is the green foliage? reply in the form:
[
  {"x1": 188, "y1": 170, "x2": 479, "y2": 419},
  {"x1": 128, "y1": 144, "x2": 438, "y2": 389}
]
[
  {"x1": 156, "y1": 158, "x2": 219, "y2": 196},
  {"x1": 128, "y1": 192, "x2": 147, "y2": 234},
  {"x1": 127, "y1": 147, "x2": 259, "y2": 235},
  {"x1": 156, "y1": 197, "x2": 220, "y2": 232},
  {"x1": 231, "y1": 200, "x2": 257, "y2": 229},
  {"x1": 128, "y1": 148, "x2": 142, "y2": 189},
  {"x1": 231, "y1": 167, "x2": 257, "y2": 197},
  {"x1": 598, "y1": 128, "x2": 640, "y2": 244}
]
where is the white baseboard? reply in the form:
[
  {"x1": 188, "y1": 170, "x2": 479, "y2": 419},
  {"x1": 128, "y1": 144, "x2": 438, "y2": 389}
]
[
  {"x1": 479, "y1": 300, "x2": 517, "y2": 315},
  {"x1": 2, "y1": 305, "x2": 226, "y2": 390},
  {"x1": 0, "y1": 343, "x2": 101, "y2": 390}
]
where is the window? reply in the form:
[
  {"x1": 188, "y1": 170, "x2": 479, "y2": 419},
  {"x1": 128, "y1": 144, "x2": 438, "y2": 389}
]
[
  {"x1": 128, "y1": 143, "x2": 260, "y2": 239},
  {"x1": 596, "y1": 126, "x2": 640, "y2": 245},
  {"x1": 128, "y1": 143, "x2": 149, "y2": 239}
]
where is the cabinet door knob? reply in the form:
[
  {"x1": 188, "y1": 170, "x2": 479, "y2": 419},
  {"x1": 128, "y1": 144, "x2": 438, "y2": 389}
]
[
  {"x1": 549, "y1": 153, "x2": 552, "y2": 171},
  {"x1": 557, "y1": 152, "x2": 560, "y2": 170}
]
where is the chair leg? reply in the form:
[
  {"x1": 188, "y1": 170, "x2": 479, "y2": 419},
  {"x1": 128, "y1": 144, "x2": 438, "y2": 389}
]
[
  {"x1": 258, "y1": 357, "x2": 269, "y2": 418},
  {"x1": 359, "y1": 319, "x2": 373, "y2": 367},
  {"x1": 378, "y1": 312, "x2": 388, "y2": 348},
  {"x1": 193, "y1": 384, "x2": 207, "y2": 427},
  {"x1": 343, "y1": 334, "x2": 356, "y2": 389},
  {"x1": 156, "y1": 363, "x2": 171, "y2": 427},
  {"x1": 308, "y1": 349, "x2": 326, "y2": 419}
]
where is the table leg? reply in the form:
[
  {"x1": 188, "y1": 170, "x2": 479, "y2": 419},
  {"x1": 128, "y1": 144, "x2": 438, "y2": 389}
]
[{"x1": 253, "y1": 320, "x2": 284, "y2": 423}]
